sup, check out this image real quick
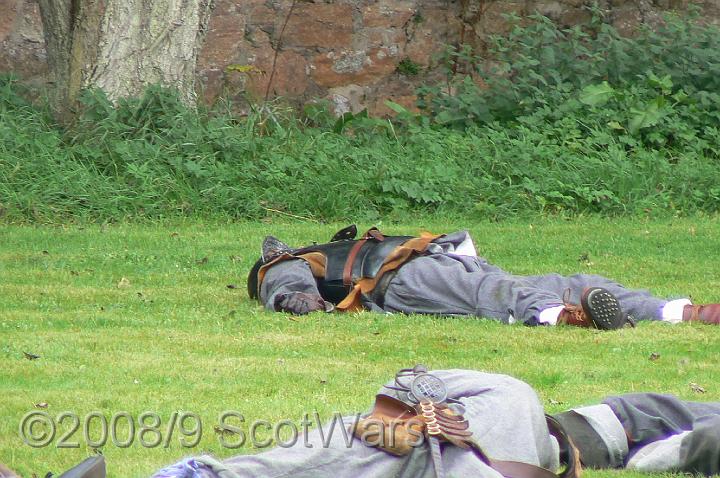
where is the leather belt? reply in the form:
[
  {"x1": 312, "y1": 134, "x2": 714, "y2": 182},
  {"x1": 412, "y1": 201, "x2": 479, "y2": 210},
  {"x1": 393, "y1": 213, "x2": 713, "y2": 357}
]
[
  {"x1": 342, "y1": 228, "x2": 385, "y2": 287},
  {"x1": 370, "y1": 270, "x2": 397, "y2": 308}
]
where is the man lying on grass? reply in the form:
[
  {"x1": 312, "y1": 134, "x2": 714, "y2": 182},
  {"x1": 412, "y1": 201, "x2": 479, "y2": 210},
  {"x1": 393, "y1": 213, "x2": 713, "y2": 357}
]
[
  {"x1": 153, "y1": 365, "x2": 720, "y2": 477},
  {"x1": 247, "y1": 225, "x2": 720, "y2": 329},
  {"x1": 22, "y1": 365, "x2": 720, "y2": 478}
]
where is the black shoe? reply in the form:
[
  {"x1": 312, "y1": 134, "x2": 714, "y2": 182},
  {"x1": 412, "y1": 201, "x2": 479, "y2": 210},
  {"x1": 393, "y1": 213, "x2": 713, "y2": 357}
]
[
  {"x1": 261, "y1": 235, "x2": 292, "y2": 263},
  {"x1": 558, "y1": 287, "x2": 625, "y2": 330},
  {"x1": 58, "y1": 456, "x2": 105, "y2": 478},
  {"x1": 581, "y1": 287, "x2": 625, "y2": 330}
]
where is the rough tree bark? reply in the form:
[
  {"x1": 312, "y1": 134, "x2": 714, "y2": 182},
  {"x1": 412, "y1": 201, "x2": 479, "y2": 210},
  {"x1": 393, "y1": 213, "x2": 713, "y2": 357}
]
[{"x1": 37, "y1": 0, "x2": 214, "y2": 120}]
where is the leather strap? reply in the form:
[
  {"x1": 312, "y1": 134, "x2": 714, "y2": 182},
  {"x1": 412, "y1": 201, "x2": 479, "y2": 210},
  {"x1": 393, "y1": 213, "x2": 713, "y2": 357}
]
[
  {"x1": 355, "y1": 394, "x2": 580, "y2": 478},
  {"x1": 428, "y1": 436, "x2": 446, "y2": 478},
  {"x1": 545, "y1": 414, "x2": 582, "y2": 478},
  {"x1": 342, "y1": 238, "x2": 368, "y2": 287},
  {"x1": 421, "y1": 399, "x2": 448, "y2": 478},
  {"x1": 342, "y1": 228, "x2": 385, "y2": 287},
  {"x1": 472, "y1": 415, "x2": 580, "y2": 478},
  {"x1": 457, "y1": 443, "x2": 561, "y2": 478},
  {"x1": 484, "y1": 455, "x2": 562, "y2": 478},
  {"x1": 337, "y1": 233, "x2": 441, "y2": 312},
  {"x1": 369, "y1": 270, "x2": 397, "y2": 308}
]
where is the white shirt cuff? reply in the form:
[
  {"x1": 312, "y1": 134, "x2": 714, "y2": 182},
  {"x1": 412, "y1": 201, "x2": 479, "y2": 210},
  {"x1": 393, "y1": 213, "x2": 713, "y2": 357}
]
[
  {"x1": 538, "y1": 305, "x2": 565, "y2": 326},
  {"x1": 661, "y1": 299, "x2": 692, "y2": 324}
]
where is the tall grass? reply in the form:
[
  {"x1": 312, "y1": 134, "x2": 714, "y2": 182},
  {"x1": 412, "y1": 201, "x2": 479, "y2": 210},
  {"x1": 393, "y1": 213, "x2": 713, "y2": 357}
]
[{"x1": 2, "y1": 7, "x2": 720, "y2": 223}]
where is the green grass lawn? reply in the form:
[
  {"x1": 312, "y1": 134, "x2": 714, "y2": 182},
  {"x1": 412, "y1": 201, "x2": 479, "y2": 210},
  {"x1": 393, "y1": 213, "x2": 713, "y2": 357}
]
[{"x1": 1, "y1": 218, "x2": 719, "y2": 477}]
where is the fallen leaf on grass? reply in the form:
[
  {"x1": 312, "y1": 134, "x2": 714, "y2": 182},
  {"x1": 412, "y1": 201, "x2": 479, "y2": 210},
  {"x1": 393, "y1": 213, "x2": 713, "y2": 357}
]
[
  {"x1": 690, "y1": 382, "x2": 706, "y2": 393},
  {"x1": 214, "y1": 425, "x2": 239, "y2": 435},
  {"x1": 117, "y1": 277, "x2": 131, "y2": 288},
  {"x1": 23, "y1": 351, "x2": 40, "y2": 360}
]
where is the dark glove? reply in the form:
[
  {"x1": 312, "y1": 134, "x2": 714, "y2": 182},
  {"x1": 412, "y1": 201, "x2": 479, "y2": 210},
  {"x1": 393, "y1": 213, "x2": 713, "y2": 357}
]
[{"x1": 273, "y1": 292, "x2": 334, "y2": 315}]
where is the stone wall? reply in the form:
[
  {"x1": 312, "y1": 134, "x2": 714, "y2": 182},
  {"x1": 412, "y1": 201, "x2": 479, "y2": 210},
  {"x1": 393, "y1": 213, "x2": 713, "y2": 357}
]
[{"x1": 2, "y1": 0, "x2": 719, "y2": 115}]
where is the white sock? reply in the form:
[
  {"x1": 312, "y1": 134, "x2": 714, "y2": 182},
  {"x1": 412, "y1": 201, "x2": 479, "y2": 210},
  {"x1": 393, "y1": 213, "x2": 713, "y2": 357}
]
[
  {"x1": 661, "y1": 299, "x2": 692, "y2": 324},
  {"x1": 538, "y1": 305, "x2": 565, "y2": 326}
]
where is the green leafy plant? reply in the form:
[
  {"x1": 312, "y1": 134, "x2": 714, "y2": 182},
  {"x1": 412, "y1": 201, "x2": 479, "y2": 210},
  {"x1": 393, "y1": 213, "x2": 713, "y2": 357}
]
[
  {"x1": 397, "y1": 57, "x2": 421, "y2": 76},
  {"x1": 3, "y1": 7, "x2": 720, "y2": 223},
  {"x1": 418, "y1": 5, "x2": 720, "y2": 157}
]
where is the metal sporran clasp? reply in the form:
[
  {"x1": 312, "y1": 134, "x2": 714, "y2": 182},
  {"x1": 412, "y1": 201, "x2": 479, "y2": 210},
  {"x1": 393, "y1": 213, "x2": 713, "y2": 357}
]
[{"x1": 386, "y1": 364, "x2": 451, "y2": 405}]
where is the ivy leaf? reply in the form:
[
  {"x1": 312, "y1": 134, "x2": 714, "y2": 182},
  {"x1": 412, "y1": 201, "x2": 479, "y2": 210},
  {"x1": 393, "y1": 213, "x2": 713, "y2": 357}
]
[
  {"x1": 646, "y1": 71, "x2": 673, "y2": 94},
  {"x1": 579, "y1": 82, "x2": 615, "y2": 107},
  {"x1": 628, "y1": 98, "x2": 666, "y2": 134}
]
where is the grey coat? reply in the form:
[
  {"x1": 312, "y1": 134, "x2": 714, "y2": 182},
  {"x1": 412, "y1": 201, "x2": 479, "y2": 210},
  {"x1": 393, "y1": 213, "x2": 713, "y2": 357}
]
[
  {"x1": 260, "y1": 231, "x2": 670, "y2": 323},
  {"x1": 152, "y1": 370, "x2": 720, "y2": 477},
  {"x1": 153, "y1": 370, "x2": 559, "y2": 478}
]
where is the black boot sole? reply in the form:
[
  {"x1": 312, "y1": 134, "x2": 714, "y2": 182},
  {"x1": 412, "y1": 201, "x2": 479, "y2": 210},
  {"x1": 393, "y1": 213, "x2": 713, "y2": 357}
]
[{"x1": 582, "y1": 287, "x2": 624, "y2": 330}]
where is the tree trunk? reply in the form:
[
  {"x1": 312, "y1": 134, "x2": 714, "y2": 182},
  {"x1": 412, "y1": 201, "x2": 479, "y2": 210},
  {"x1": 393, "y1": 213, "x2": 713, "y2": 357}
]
[{"x1": 38, "y1": 0, "x2": 214, "y2": 120}]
